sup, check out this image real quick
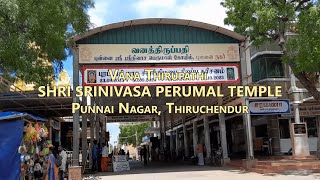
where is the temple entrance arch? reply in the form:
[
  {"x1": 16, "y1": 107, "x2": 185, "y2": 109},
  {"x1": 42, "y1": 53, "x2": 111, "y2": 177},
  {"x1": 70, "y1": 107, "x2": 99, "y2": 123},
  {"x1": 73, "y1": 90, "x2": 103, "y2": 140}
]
[{"x1": 70, "y1": 18, "x2": 250, "y2": 167}]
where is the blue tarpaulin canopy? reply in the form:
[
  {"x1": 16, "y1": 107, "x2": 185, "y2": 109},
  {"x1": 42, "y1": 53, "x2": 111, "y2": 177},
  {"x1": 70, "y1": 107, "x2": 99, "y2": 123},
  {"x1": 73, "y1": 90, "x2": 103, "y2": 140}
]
[
  {"x1": 0, "y1": 111, "x2": 47, "y2": 122},
  {"x1": 0, "y1": 112, "x2": 47, "y2": 180}
]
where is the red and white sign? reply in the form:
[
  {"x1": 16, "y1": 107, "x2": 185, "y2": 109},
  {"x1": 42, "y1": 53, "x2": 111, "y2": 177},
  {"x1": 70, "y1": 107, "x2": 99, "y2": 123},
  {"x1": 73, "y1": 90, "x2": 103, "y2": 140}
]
[{"x1": 82, "y1": 64, "x2": 240, "y2": 86}]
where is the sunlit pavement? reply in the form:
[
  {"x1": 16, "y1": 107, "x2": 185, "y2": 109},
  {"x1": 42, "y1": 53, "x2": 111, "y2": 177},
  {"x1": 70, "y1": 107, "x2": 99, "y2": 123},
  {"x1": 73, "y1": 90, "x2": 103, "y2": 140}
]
[{"x1": 83, "y1": 162, "x2": 320, "y2": 180}]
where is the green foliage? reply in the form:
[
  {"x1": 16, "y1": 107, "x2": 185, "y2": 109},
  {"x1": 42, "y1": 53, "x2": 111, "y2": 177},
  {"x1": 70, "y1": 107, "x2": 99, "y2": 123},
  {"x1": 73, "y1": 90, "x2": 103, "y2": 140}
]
[
  {"x1": 222, "y1": 0, "x2": 320, "y2": 102},
  {"x1": 222, "y1": 0, "x2": 295, "y2": 46},
  {"x1": 0, "y1": 0, "x2": 94, "y2": 85},
  {"x1": 286, "y1": 5, "x2": 320, "y2": 73},
  {"x1": 118, "y1": 123, "x2": 150, "y2": 147},
  {"x1": 222, "y1": 0, "x2": 320, "y2": 72}
]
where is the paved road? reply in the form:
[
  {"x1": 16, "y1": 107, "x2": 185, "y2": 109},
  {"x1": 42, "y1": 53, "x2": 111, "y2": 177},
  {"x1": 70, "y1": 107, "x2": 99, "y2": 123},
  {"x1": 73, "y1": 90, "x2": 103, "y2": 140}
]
[{"x1": 84, "y1": 162, "x2": 320, "y2": 180}]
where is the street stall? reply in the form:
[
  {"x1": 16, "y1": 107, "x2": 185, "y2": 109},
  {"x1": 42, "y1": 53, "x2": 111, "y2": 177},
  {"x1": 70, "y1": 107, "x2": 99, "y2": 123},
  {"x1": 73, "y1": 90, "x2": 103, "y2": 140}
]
[{"x1": 0, "y1": 111, "x2": 48, "y2": 180}]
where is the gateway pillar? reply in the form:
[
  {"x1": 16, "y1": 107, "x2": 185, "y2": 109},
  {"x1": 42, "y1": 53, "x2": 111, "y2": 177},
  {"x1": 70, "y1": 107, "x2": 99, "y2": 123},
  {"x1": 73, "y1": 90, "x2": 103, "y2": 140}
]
[
  {"x1": 170, "y1": 130, "x2": 174, "y2": 158},
  {"x1": 203, "y1": 116, "x2": 211, "y2": 161},
  {"x1": 193, "y1": 121, "x2": 198, "y2": 156},
  {"x1": 219, "y1": 113, "x2": 229, "y2": 160},
  {"x1": 81, "y1": 96, "x2": 88, "y2": 168},
  {"x1": 160, "y1": 115, "x2": 164, "y2": 151},
  {"x1": 89, "y1": 97, "x2": 95, "y2": 168},
  {"x1": 176, "y1": 128, "x2": 179, "y2": 157},
  {"x1": 183, "y1": 116, "x2": 189, "y2": 158},
  {"x1": 72, "y1": 47, "x2": 80, "y2": 166},
  {"x1": 95, "y1": 112, "x2": 100, "y2": 145}
]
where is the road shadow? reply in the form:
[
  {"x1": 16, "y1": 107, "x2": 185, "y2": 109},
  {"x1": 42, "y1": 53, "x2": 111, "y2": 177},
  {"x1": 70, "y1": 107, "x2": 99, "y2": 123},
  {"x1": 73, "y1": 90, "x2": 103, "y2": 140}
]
[{"x1": 85, "y1": 161, "x2": 251, "y2": 177}]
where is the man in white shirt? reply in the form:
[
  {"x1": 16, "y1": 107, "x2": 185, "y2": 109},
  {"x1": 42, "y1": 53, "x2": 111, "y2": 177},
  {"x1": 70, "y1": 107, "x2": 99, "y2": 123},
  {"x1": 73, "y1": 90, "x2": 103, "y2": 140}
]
[
  {"x1": 101, "y1": 143, "x2": 108, "y2": 171},
  {"x1": 58, "y1": 146, "x2": 67, "y2": 180},
  {"x1": 102, "y1": 143, "x2": 108, "y2": 157}
]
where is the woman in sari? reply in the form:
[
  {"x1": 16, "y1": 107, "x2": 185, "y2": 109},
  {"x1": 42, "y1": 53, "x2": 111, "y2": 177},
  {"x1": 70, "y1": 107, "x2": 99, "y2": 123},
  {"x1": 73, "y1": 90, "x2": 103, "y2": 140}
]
[{"x1": 46, "y1": 145, "x2": 59, "y2": 180}]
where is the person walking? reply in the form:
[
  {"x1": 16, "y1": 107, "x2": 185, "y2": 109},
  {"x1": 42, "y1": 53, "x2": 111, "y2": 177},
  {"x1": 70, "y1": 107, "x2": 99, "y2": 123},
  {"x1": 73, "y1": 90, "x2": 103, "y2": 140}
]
[
  {"x1": 143, "y1": 146, "x2": 147, "y2": 166},
  {"x1": 155, "y1": 147, "x2": 159, "y2": 161},
  {"x1": 58, "y1": 146, "x2": 67, "y2": 180},
  {"x1": 139, "y1": 148, "x2": 142, "y2": 161},
  {"x1": 126, "y1": 150, "x2": 130, "y2": 160},
  {"x1": 97, "y1": 144, "x2": 102, "y2": 172},
  {"x1": 101, "y1": 143, "x2": 108, "y2": 172},
  {"x1": 46, "y1": 145, "x2": 59, "y2": 180}
]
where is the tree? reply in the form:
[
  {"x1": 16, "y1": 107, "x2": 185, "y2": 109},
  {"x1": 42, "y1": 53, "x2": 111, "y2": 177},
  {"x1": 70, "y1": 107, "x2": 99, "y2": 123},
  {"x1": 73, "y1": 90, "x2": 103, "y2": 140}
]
[
  {"x1": 0, "y1": 0, "x2": 94, "y2": 85},
  {"x1": 222, "y1": 0, "x2": 320, "y2": 102},
  {"x1": 118, "y1": 123, "x2": 151, "y2": 147}
]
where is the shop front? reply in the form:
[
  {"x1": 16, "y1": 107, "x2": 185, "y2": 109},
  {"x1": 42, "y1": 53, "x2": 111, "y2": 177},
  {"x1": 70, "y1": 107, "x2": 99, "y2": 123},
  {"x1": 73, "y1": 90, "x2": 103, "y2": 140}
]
[
  {"x1": 0, "y1": 112, "x2": 49, "y2": 180},
  {"x1": 246, "y1": 102, "x2": 320, "y2": 155}
]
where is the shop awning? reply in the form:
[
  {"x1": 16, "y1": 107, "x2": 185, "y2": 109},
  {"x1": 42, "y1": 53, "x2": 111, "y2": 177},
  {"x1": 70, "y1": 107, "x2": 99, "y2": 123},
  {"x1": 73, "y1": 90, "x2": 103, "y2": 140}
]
[
  {"x1": 144, "y1": 127, "x2": 160, "y2": 134},
  {"x1": 0, "y1": 111, "x2": 47, "y2": 122}
]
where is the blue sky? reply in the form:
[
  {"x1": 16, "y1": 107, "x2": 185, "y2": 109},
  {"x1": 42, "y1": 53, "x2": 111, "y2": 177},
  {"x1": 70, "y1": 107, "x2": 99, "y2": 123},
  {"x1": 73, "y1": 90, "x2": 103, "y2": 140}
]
[{"x1": 62, "y1": 0, "x2": 231, "y2": 145}]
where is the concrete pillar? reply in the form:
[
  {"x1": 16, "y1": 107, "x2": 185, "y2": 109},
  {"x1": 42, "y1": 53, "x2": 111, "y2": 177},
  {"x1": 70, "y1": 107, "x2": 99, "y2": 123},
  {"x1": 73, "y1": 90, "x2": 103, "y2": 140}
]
[
  {"x1": 95, "y1": 113, "x2": 100, "y2": 144},
  {"x1": 101, "y1": 114, "x2": 106, "y2": 144},
  {"x1": 81, "y1": 96, "x2": 88, "y2": 168},
  {"x1": 163, "y1": 114, "x2": 167, "y2": 149},
  {"x1": 89, "y1": 98, "x2": 94, "y2": 168},
  {"x1": 293, "y1": 104, "x2": 300, "y2": 123},
  {"x1": 289, "y1": 67, "x2": 310, "y2": 156},
  {"x1": 183, "y1": 116, "x2": 189, "y2": 158},
  {"x1": 170, "y1": 130, "x2": 174, "y2": 157},
  {"x1": 218, "y1": 113, "x2": 229, "y2": 160},
  {"x1": 193, "y1": 121, "x2": 198, "y2": 156},
  {"x1": 203, "y1": 116, "x2": 211, "y2": 159},
  {"x1": 153, "y1": 121, "x2": 157, "y2": 137},
  {"x1": 72, "y1": 47, "x2": 80, "y2": 166},
  {"x1": 170, "y1": 113, "x2": 174, "y2": 157},
  {"x1": 244, "y1": 98, "x2": 254, "y2": 159},
  {"x1": 176, "y1": 128, "x2": 179, "y2": 157},
  {"x1": 159, "y1": 116, "x2": 163, "y2": 151}
]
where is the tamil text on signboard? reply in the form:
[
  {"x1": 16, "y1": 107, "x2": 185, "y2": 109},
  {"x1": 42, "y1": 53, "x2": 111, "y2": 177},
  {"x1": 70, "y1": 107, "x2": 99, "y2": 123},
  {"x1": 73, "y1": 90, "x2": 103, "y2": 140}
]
[
  {"x1": 281, "y1": 104, "x2": 320, "y2": 117},
  {"x1": 82, "y1": 64, "x2": 239, "y2": 86},
  {"x1": 248, "y1": 99, "x2": 290, "y2": 115},
  {"x1": 79, "y1": 44, "x2": 240, "y2": 64}
]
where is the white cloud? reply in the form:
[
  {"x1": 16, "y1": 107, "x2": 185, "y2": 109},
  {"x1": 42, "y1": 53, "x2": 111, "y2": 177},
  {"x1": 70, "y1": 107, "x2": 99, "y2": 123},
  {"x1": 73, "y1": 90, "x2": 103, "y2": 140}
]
[
  {"x1": 88, "y1": 0, "x2": 110, "y2": 27},
  {"x1": 134, "y1": 0, "x2": 232, "y2": 30},
  {"x1": 135, "y1": 0, "x2": 177, "y2": 17},
  {"x1": 88, "y1": 0, "x2": 232, "y2": 30},
  {"x1": 175, "y1": 0, "x2": 232, "y2": 30}
]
